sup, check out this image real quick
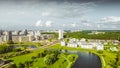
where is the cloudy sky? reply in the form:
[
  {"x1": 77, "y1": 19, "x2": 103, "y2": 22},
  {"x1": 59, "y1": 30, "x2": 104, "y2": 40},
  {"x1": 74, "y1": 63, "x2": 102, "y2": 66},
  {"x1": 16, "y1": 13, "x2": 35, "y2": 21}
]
[{"x1": 0, "y1": 0, "x2": 120, "y2": 30}]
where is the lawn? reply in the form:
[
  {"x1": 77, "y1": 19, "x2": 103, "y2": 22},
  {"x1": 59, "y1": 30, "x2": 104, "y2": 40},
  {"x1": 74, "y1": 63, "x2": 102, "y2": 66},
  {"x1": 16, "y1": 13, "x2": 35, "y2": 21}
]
[
  {"x1": 31, "y1": 53, "x2": 78, "y2": 68},
  {"x1": 7, "y1": 45, "x2": 78, "y2": 68},
  {"x1": 8, "y1": 49, "x2": 44, "y2": 65}
]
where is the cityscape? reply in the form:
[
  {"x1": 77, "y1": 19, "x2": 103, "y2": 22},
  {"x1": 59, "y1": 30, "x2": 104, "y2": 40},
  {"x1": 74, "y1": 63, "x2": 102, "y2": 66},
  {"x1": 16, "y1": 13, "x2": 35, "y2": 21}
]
[{"x1": 0, "y1": 0, "x2": 120, "y2": 68}]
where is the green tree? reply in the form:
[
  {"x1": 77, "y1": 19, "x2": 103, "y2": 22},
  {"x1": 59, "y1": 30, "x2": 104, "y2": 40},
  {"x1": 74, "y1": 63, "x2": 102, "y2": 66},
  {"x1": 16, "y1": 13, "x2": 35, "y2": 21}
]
[
  {"x1": 18, "y1": 63, "x2": 25, "y2": 68},
  {"x1": 44, "y1": 55, "x2": 53, "y2": 65},
  {"x1": 7, "y1": 40, "x2": 14, "y2": 44},
  {"x1": 67, "y1": 55, "x2": 74, "y2": 62},
  {"x1": 7, "y1": 63, "x2": 17, "y2": 68}
]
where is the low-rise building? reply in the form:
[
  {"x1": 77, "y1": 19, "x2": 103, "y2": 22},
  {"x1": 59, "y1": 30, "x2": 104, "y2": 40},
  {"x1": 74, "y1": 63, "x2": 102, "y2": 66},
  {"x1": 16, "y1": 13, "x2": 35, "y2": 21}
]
[
  {"x1": 68, "y1": 43, "x2": 78, "y2": 47},
  {"x1": 61, "y1": 40, "x2": 66, "y2": 46},
  {"x1": 61, "y1": 38, "x2": 104, "y2": 50}
]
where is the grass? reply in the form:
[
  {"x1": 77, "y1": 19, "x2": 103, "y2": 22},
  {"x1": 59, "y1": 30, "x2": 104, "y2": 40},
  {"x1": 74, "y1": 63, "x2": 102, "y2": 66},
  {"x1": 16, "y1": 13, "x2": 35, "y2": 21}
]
[
  {"x1": 32, "y1": 58, "x2": 46, "y2": 68},
  {"x1": 7, "y1": 44, "x2": 78, "y2": 68},
  {"x1": 8, "y1": 49, "x2": 44, "y2": 65},
  {"x1": 31, "y1": 53, "x2": 78, "y2": 68}
]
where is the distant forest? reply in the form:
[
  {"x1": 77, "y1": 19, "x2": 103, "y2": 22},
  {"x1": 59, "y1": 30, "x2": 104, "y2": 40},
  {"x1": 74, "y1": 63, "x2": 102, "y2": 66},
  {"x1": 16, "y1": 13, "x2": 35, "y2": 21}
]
[{"x1": 64, "y1": 31, "x2": 120, "y2": 40}]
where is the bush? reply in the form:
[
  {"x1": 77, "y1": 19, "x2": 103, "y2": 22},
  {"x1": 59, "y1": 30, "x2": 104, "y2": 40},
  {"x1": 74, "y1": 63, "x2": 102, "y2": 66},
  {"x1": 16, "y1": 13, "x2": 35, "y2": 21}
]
[
  {"x1": 7, "y1": 63, "x2": 17, "y2": 68},
  {"x1": 97, "y1": 50, "x2": 103, "y2": 54},
  {"x1": 24, "y1": 61, "x2": 33, "y2": 67},
  {"x1": 37, "y1": 52, "x2": 46, "y2": 58},
  {"x1": 0, "y1": 46, "x2": 13, "y2": 54},
  {"x1": 44, "y1": 54, "x2": 58, "y2": 65},
  {"x1": 7, "y1": 40, "x2": 14, "y2": 44},
  {"x1": 12, "y1": 48, "x2": 22, "y2": 52},
  {"x1": 67, "y1": 55, "x2": 74, "y2": 62},
  {"x1": 44, "y1": 55, "x2": 53, "y2": 65},
  {"x1": 31, "y1": 56, "x2": 36, "y2": 60},
  {"x1": 18, "y1": 63, "x2": 25, "y2": 68}
]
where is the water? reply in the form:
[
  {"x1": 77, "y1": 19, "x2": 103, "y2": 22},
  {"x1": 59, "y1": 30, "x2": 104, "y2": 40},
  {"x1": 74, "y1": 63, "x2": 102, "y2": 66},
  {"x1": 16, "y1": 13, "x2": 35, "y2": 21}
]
[
  {"x1": 11, "y1": 45, "x2": 37, "y2": 49},
  {"x1": 62, "y1": 50, "x2": 102, "y2": 68}
]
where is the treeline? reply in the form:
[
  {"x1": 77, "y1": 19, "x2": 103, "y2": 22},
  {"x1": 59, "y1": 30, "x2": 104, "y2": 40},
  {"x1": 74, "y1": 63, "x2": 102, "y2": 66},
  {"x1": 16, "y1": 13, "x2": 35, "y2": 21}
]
[
  {"x1": 0, "y1": 45, "x2": 13, "y2": 54},
  {"x1": 0, "y1": 45, "x2": 24, "y2": 54},
  {"x1": 65, "y1": 32, "x2": 120, "y2": 40}
]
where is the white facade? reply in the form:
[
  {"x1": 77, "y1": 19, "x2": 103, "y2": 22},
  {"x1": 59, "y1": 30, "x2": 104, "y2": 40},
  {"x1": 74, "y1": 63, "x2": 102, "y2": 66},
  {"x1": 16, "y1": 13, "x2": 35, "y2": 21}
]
[
  {"x1": 64, "y1": 38, "x2": 104, "y2": 50},
  {"x1": 61, "y1": 41, "x2": 66, "y2": 46},
  {"x1": 58, "y1": 30, "x2": 63, "y2": 40},
  {"x1": 35, "y1": 31, "x2": 41, "y2": 36},
  {"x1": 96, "y1": 44, "x2": 104, "y2": 50},
  {"x1": 80, "y1": 38, "x2": 86, "y2": 42},
  {"x1": 67, "y1": 43, "x2": 78, "y2": 47},
  {"x1": 81, "y1": 44, "x2": 93, "y2": 49}
]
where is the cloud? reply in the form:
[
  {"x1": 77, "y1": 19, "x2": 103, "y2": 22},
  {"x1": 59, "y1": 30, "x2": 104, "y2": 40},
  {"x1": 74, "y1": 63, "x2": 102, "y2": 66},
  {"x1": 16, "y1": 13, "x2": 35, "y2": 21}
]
[
  {"x1": 83, "y1": 23, "x2": 91, "y2": 27},
  {"x1": 71, "y1": 23, "x2": 76, "y2": 27},
  {"x1": 100, "y1": 16, "x2": 120, "y2": 23},
  {"x1": 42, "y1": 12, "x2": 50, "y2": 16},
  {"x1": 111, "y1": 26, "x2": 117, "y2": 29},
  {"x1": 81, "y1": 19, "x2": 92, "y2": 27},
  {"x1": 62, "y1": 24, "x2": 66, "y2": 27},
  {"x1": 97, "y1": 24, "x2": 100, "y2": 28},
  {"x1": 35, "y1": 20, "x2": 42, "y2": 27},
  {"x1": 34, "y1": 2, "x2": 95, "y2": 19},
  {"x1": 45, "y1": 21, "x2": 52, "y2": 27}
]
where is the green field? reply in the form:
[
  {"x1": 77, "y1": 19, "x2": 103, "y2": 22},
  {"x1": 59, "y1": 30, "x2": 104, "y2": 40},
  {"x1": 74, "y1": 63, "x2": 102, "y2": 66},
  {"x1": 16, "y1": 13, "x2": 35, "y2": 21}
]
[
  {"x1": 8, "y1": 49, "x2": 44, "y2": 65},
  {"x1": 8, "y1": 45, "x2": 78, "y2": 68}
]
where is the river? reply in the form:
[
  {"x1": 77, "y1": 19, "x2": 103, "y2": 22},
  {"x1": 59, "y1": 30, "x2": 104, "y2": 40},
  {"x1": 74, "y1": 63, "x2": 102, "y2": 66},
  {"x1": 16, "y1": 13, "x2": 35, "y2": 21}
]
[{"x1": 63, "y1": 50, "x2": 102, "y2": 68}]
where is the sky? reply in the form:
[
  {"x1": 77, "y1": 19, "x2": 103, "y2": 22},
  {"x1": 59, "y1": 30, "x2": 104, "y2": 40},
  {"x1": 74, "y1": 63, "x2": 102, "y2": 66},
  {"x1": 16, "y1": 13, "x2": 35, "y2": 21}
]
[{"x1": 0, "y1": 0, "x2": 120, "y2": 30}]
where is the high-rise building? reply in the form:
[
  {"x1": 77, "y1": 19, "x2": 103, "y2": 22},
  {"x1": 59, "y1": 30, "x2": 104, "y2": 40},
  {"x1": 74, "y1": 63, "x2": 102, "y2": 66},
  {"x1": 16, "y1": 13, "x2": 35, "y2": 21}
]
[
  {"x1": 0, "y1": 30, "x2": 2, "y2": 37},
  {"x1": 58, "y1": 30, "x2": 63, "y2": 40},
  {"x1": 23, "y1": 29, "x2": 28, "y2": 35},
  {"x1": 4, "y1": 31, "x2": 12, "y2": 41},
  {"x1": 35, "y1": 31, "x2": 41, "y2": 36}
]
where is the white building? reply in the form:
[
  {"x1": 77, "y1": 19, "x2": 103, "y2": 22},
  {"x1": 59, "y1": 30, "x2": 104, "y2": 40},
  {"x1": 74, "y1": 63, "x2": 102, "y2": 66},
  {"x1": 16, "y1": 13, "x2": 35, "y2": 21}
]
[
  {"x1": 3, "y1": 31, "x2": 12, "y2": 41},
  {"x1": 35, "y1": 31, "x2": 41, "y2": 36},
  {"x1": 96, "y1": 44, "x2": 104, "y2": 50},
  {"x1": 81, "y1": 44, "x2": 93, "y2": 49},
  {"x1": 58, "y1": 30, "x2": 63, "y2": 40},
  {"x1": 63, "y1": 38, "x2": 104, "y2": 50},
  {"x1": 68, "y1": 43, "x2": 78, "y2": 47},
  {"x1": 61, "y1": 40, "x2": 66, "y2": 46},
  {"x1": 67, "y1": 38, "x2": 78, "y2": 47}
]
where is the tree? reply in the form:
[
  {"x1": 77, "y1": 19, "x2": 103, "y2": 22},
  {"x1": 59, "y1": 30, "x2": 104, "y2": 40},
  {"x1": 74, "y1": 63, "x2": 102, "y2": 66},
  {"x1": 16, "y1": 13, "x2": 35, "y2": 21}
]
[
  {"x1": 24, "y1": 61, "x2": 32, "y2": 68},
  {"x1": 7, "y1": 63, "x2": 17, "y2": 68},
  {"x1": 67, "y1": 55, "x2": 74, "y2": 62},
  {"x1": 37, "y1": 43, "x2": 43, "y2": 46},
  {"x1": 37, "y1": 53, "x2": 45, "y2": 58},
  {"x1": 49, "y1": 38, "x2": 52, "y2": 42},
  {"x1": 105, "y1": 65, "x2": 113, "y2": 68},
  {"x1": 18, "y1": 63, "x2": 25, "y2": 68},
  {"x1": 44, "y1": 53, "x2": 58, "y2": 65},
  {"x1": 0, "y1": 46, "x2": 13, "y2": 54},
  {"x1": 31, "y1": 56, "x2": 36, "y2": 60},
  {"x1": 66, "y1": 38, "x2": 69, "y2": 42},
  {"x1": 7, "y1": 40, "x2": 14, "y2": 44},
  {"x1": 44, "y1": 55, "x2": 53, "y2": 65}
]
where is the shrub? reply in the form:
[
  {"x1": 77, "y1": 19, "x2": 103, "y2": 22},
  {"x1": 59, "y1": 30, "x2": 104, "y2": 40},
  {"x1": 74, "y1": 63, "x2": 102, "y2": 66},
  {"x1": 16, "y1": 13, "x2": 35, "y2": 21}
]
[{"x1": 18, "y1": 63, "x2": 25, "y2": 68}]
